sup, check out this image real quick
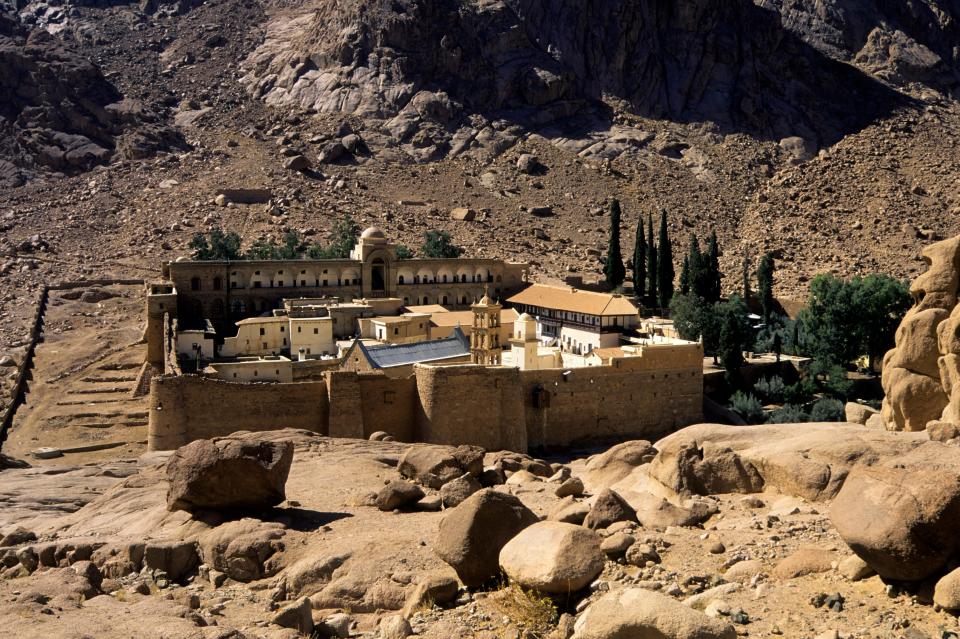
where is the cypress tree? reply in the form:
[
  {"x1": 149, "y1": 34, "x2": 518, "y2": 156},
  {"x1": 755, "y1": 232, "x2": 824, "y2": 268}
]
[
  {"x1": 688, "y1": 234, "x2": 706, "y2": 299},
  {"x1": 705, "y1": 231, "x2": 722, "y2": 303},
  {"x1": 679, "y1": 255, "x2": 690, "y2": 295},
  {"x1": 757, "y1": 252, "x2": 776, "y2": 324},
  {"x1": 657, "y1": 210, "x2": 674, "y2": 309},
  {"x1": 632, "y1": 214, "x2": 646, "y2": 299},
  {"x1": 603, "y1": 199, "x2": 626, "y2": 288},
  {"x1": 646, "y1": 214, "x2": 658, "y2": 307}
]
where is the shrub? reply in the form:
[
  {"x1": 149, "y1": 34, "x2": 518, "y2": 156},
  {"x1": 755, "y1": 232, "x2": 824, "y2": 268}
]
[
  {"x1": 754, "y1": 375, "x2": 785, "y2": 403},
  {"x1": 809, "y1": 397, "x2": 845, "y2": 422},
  {"x1": 729, "y1": 391, "x2": 765, "y2": 424},
  {"x1": 767, "y1": 404, "x2": 809, "y2": 424}
]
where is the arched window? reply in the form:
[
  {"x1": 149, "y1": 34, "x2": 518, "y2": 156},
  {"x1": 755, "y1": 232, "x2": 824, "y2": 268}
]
[
  {"x1": 213, "y1": 276, "x2": 222, "y2": 291},
  {"x1": 190, "y1": 277, "x2": 201, "y2": 291},
  {"x1": 442, "y1": 295, "x2": 448, "y2": 305},
  {"x1": 398, "y1": 275, "x2": 405, "y2": 285}
]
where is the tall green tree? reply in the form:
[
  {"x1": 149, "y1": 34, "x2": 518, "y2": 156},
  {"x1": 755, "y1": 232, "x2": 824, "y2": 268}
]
[
  {"x1": 757, "y1": 252, "x2": 775, "y2": 324},
  {"x1": 800, "y1": 273, "x2": 864, "y2": 367},
  {"x1": 422, "y1": 230, "x2": 464, "y2": 258},
  {"x1": 603, "y1": 199, "x2": 626, "y2": 288},
  {"x1": 632, "y1": 214, "x2": 647, "y2": 298},
  {"x1": 327, "y1": 214, "x2": 361, "y2": 258},
  {"x1": 657, "y1": 210, "x2": 674, "y2": 309},
  {"x1": 853, "y1": 274, "x2": 912, "y2": 370},
  {"x1": 688, "y1": 234, "x2": 708, "y2": 299},
  {"x1": 646, "y1": 214, "x2": 658, "y2": 307},
  {"x1": 705, "y1": 231, "x2": 722, "y2": 303},
  {"x1": 718, "y1": 295, "x2": 751, "y2": 380}
]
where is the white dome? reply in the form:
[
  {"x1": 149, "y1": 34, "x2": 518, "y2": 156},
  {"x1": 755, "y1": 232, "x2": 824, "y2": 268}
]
[{"x1": 360, "y1": 226, "x2": 386, "y2": 240}]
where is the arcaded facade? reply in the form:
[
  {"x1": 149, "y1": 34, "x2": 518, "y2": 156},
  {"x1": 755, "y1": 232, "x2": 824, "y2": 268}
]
[{"x1": 147, "y1": 228, "x2": 528, "y2": 365}]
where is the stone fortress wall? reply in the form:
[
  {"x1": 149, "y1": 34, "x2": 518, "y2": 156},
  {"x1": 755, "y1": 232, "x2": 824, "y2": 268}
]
[{"x1": 147, "y1": 341, "x2": 705, "y2": 452}]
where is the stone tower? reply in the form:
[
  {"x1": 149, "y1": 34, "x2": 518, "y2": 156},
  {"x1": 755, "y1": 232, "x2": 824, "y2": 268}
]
[
  {"x1": 470, "y1": 294, "x2": 501, "y2": 365},
  {"x1": 510, "y1": 312, "x2": 540, "y2": 370}
]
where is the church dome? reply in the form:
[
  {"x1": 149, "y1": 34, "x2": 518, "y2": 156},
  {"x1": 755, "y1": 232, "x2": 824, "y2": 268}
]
[{"x1": 360, "y1": 226, "x2": 386, "y2": 240}]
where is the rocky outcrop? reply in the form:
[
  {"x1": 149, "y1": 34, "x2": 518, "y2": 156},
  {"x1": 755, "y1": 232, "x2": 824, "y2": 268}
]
[
  {"x1": 881, "y1": 235, "x2": 960, "y2": 431},
  {"x1": 241, "y1": 0, "x2": 921, "y2": 163},
  {"x1": 0, "y1": 10, "x2": 185, "y2": 186},
  {"x1": 636, "y1": 423, "x2": 927, "y2": 502},
  {"x1": 165, "y1": 433, "x2": 294, "y2": 513}
]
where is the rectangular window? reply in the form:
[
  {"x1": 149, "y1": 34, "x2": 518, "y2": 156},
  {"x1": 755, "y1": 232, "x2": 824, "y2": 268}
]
[
  {"x1": 313, "y1": 328, "x2": 318, "y2": 334},
  {"x1": 297, "y1": 326, "x2": 302, "y2": 333},
  {"x1": 259, "y1": 328, "x2": 265, "y2": 336},
  {"x1": 280, "y1": 326, "x2": 285, "y2": 333}
]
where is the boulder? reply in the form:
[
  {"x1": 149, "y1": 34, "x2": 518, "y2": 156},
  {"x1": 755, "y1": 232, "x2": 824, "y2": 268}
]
[
  {"x1": 143, "y1": 540, "x2": 198, "y2": 582},
  {"x1": 625, "y1": 542, "x2": 661, "y2": 566},
  {"x1": 600, "y1": 533, "x2": 635, "y2": 559},
  {"x1": 399, "y1": 444, "x2": 484, "y2": 489},
  {"x1": 284, "y1": 154, "x2": 310, "y2": 171},
  {"x1": 499, "y1": 521, "x2": 604, "y2": 594},
  {"x1": 581, "y1": 440, "x2": 657, "y2": 493},
  {"x1": 272, "y1": 597, "x2": 313, "y2": 634},
  {"x1": 449, "y1": 207, "x2": 477, "y2": 222},
  {"x1": 772, "y1": 548, "x2": 835, "y2": 579},
  {"x1": 440, "y1": 473, "x2": 482, "y2": 508},
  {"x1": 632, "y1": 492, "x2": 716, "y2": 529},
  {"x1": 379, "y1": 615, "x2": 412, "y2": 639},
  {"x1": 197, "y1": 519, "x2": 286, "y2": 582},
  {"x1": 402, "y1": 571, "x2": 459, "y2": 617},
  {"x1": 572, "y1": 588, "x2": 736, "y2": 639},
  {"x1": 724, "y1": 559, "x2": 764, "y2": 582},
  {"x1": 831, "y1": 441, "x2": 960, "y2": 580},
  {"x1": 583, "y1": 489, "x2": 636, "y2": 530},
  {"x1": 376, "y1": 481, "x2": 425, "y2": 511},
  {"x1": 433, "y1": 489, "x2": 538, "y2": 587},
  {"x1": 838, "y1": 555, "x2": 875, "y2": 581},
  {"x1": 928, "y1": 420, "x2": 960, "y2": 442},
  {"x1": 516, "y1": 153, "x2": 543, "y2": 174},
  {"x1": 166, "y1": 433, "x2": 293, "y2": 513},
  {"x1": 844, "y1": 402, "x2": 879, "y2": 425},
  {"x1": 555, "y1": 476, "x2": 585, "y2": 498},
  {"x1": 548, "y1": 496, "x2": 590, "y2": 524},
  {"x1": 934, "y1": 567, "x2": 960, "y2": 610}
]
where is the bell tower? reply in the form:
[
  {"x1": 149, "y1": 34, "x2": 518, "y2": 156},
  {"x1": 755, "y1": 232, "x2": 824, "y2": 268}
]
[{"x1": 470, "y1": 294, "x2": 502, "y2": 365}]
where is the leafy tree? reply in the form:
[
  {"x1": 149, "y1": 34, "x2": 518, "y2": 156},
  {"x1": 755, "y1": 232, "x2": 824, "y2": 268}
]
[
  {"x1": 189, "y1": 228, "x2": 243, "y2": 260},
  {"x1": 604, "y1": 199, "x2": 626, "y2": 288},
  {"x1": 646, "y1": 214, "x2": 657, "y2": 307},
  {"x1": 718, "y1": 295, "x2": 751, "y2": 380},
  {"x1": 782, "y1": 378, "x2": 816, "y2": 405},
  {"x1": 767, "y1": 404, "x2": 809, "y2": 424},
  {"x1": 810, "y1": 397, "x2": 845, "y2": 422},
  {"x1": 853, "y1": 273, "x2": 912, "y2": 370},
  {"x1": 277, "y1": 230, "x2": 304, "y2": 259},
  {"x1": 757, "y1": 252, "x2": 775, "y2": 324},
  {"x1": 632, "y1": 214, "x2": 646, "y2": 298},
  {"x1": 396, "y1": 245, "x2": 414, "y2": 260},
  {"x1": 729, "y1": 391, "x2": 765, "y2": 424},
  {"x1": 772, "y1": 332, "x2": 782, "y2": 363},
  {"x1": 422, "y1": 230, "x2": 464, "y2": 258},
  {"x1": 656, "y1": 210, "x2": 674, "y2": 309},
  {"x1": 246, "y1": 237, "x2": 279, "y2": 260},
  {"x1": 670, "y1": 292, "x2": 721, "y2": 363},
  {"x1": 687, "y1": 235, "x2": 708, "y2": 299},
  {"x1": 327, "y1": 215, "x2": 361, "y2": 258}
]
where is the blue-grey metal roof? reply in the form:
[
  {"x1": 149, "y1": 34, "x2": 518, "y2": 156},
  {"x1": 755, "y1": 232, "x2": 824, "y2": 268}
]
[{"x1": 360, "y1": 327, "x2": 470, "y2": 369}]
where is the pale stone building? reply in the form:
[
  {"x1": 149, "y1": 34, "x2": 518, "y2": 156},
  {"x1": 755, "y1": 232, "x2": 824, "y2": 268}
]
[
  {"x1": 470, "y1": 295, "x2": 502, "y2": 365},
  {"x1": 507, "y1": 284, "x2": 639, "y2": 355},
  {"x1": 509, "y1": 313, "x2": 563, "y2": 370},
  {"x1": 208, "y1": 356, "x2": 293, "y2": 383}
]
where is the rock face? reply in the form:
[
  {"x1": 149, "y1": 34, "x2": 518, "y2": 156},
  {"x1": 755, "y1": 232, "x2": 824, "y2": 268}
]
[
  {"x1": 641, "y1": 423, "x2": 927, "y2": 501},
  {"x1": 881, "y1": 236, "x2": 960, "y2": 431},
  {"x1": 0, "y1": 11, "x2": 185, "y2": 186},
  {"x1": 499, "y1": 521, "x2": 604, "y2": 594},
  {"x1": 572, "y1": 587, "x2": 736, "y2": 639},
  {"x1": 433, "y1": 489, "x2": 538, "y2": 587},
  {"x1": 830, "y1": 441, "x2": 960, "y2": 581},
  {"x1": 241, "y1": 0, "x2": 919, "y2": 164},
  {"x1": 166, "y1": 434, "x2": 294, "y2": 513}
]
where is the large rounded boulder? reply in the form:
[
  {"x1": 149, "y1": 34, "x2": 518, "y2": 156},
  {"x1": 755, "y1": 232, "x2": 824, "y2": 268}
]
[
  {"x1": 499, "y1": 521, "x2": 604, "y2": 594},
  {"x1": 830, "y1": 442, "x2": 960, "y2": 581},
  {"x1": 433, "y1": 489, "x2": 537, "y2": 587},
  {"x1": 166, "y1": 433, "x2": 294, "y2": 513},
  {"x1": 572, "y1": 588, "x2": 736, "y2": 639}
]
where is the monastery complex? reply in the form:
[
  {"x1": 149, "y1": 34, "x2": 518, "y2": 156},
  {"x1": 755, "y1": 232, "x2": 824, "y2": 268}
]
[{"x1": 144, "y1": 228, "x2": 704, "y2": 453}]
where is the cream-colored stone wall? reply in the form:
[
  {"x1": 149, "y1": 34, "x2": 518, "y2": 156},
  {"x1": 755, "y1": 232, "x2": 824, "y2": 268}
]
[
  {"x1": 209, "y1": 357, "x2": 293, "y2": 383},
  {"x1": 290, "y1": 317, "x2": 335, "y2": 356}
]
